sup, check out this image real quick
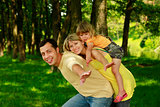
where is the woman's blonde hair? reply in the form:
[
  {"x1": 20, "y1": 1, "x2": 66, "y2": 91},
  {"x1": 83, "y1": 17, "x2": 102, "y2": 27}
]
[
  {"x1": 76, "y1": 21, "x2": 95, "y2": 38},
  {"x1": 63, "y1": 33, "x2": 81, "y2": 51}
]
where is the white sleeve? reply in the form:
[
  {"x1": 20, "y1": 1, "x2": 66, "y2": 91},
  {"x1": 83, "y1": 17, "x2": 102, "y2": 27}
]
[{"x1": 65, "y1": 57, "x2": 83, "y2": 71}]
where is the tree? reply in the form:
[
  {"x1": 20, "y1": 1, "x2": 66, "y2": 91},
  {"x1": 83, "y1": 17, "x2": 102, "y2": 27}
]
[
  {"x1": 70, "y1": 0, "x2": 82, "y2": 33},
  {"x1": 6, "y1": 0, "x2": 12, "y2": 55},
  {"x1": 0, "y1": 0, "x2": 5, "y2": 57},
  {"x1": 17, "y1": 0, "x2": 25, "y2": 61},
  {"x1": 91, "y1": 0, "x2": 108, "y2": 36},
  {"x1": 122, "y1": 0, "x2": 136, "y2": 56},
  {"x1": 12, "y1": 0, "x2": 18, "y2": 59},
  {"x1": 58, "y1": 0, "x2": 71, "y2": 52},
  {"x1": 51, "y1": 0, "x2": 61, "y2": 41},
  {"x1": 31, "y1": 0, "x2": 37, "y2": 54}
]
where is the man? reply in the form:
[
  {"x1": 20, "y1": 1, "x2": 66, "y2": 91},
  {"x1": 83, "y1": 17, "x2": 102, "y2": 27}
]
[{"x1": 39, "y1": 39, "x2": 114, "y2": 107}]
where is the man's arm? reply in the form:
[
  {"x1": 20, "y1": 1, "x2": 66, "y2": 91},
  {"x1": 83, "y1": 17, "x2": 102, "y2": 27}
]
[
  {"x1": 72, "y1": 64, "x2": 85, "y2": 76},
  {"x1": 72, "y1": 64, "x2": 91, "y2": 85}
]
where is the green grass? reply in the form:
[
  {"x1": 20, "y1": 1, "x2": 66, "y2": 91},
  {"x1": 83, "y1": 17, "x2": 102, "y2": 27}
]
[
  {"x1": 122, "y1": 57, "x2": 160, "y2": 107},
  {"x1": 0, "y1": 54, "x2": 160, "y2": 107},
  {"x1": 0, "y1": 55, "x2": 77, "y2": 107}
]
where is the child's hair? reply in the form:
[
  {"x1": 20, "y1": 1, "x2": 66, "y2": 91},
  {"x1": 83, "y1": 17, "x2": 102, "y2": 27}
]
[
  {"x1": 63, "y1": 33, "x2": 81, "y2": 51},
  {"x1": 76, "y1": 21, "x2": 95, "y2": 38}
]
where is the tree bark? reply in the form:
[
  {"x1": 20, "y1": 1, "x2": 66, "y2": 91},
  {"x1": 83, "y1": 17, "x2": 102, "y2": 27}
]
[
  {"x1": 6, "y1": 0, "x2": 12, "y2": 55},
  {"x1": 12, "y1": 0, "x2": 18, "y2": 59},
  {"x1": 58, "y1": 0, "x2": 71, "y2": 52},
  {"x1": 122, "y1": 0, "x2": 135, "y2": 56},
  {"x1": 17, "y1": 0, "x2": 25, "y2": 61},
  {"x1": 0, "y1": 0, "x2": 5, "y2": 57},
  {"x1": 31, "y1": 0, "x2": 37, "y2": 55},
  {"x1": 70, "y1": 0, "x2": 82, "y2": 33},
  {"x1": 91, "y1": 0, "x2": 108, "y2": 36},
  {"x1": 51, "y1": 0, "x2": 61, "y2": 41}
]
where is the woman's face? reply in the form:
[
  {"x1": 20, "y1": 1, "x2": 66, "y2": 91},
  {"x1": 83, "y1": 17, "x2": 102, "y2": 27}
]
[{"x1": 68, "y1": 40, "x2": 84, "y2": 55}]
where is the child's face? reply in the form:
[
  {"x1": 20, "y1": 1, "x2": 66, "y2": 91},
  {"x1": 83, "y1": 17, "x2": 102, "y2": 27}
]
[{"x1": 79, "y1": 32, "x2": 90, "y2": 42}]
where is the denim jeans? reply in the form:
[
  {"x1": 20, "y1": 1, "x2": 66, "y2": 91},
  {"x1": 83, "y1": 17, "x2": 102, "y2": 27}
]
[{"x1": 62, "y1": 93, "x2": 113, "y2": 107}]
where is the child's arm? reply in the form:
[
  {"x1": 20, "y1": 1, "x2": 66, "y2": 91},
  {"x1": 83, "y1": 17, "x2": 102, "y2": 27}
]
[
  {"x1": 86, "y1": 42, "x2": 94, "y2": 65},
  {"x1": 91, "y1": 49, "x2": 109, "y2": 66},
  {"x1": 91, "y1": 49, "x2": 114, "y2": 71}
]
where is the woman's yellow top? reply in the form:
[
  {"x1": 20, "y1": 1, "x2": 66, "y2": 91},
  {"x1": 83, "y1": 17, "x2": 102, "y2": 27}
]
[{"x1": 90, "y1": 50, "x2": 136, "y2": 101}]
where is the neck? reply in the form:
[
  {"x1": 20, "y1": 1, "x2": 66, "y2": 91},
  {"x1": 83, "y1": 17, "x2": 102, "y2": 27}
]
[
  {"x1": 54, "y1": 53, "x2": 62, "y2": 67},
  {"x1": 80, "y1": 48, "x2": 86, "y2": 55}
]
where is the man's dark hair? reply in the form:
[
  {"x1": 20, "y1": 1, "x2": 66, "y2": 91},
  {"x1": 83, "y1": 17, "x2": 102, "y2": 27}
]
[{"x1": 39, "y1": 39, "x2": 58, "y2": 49}]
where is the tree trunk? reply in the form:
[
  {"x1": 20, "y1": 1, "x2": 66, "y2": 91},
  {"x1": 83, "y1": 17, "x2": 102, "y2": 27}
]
[
  {"x1": 58, "y1": 0, "x2": 71, "y2": 52},
  {"x1": 6, "y1": 0, "x2": 12, "y2": 55},
  {"x1": 0, "y1": 0, "x2": 5, "y2": 57},
  {"x1": 51, "y1": 0, "x2": 61, "y2": 41},
  {"x1": 31, "y1": 0, "x2": 36, "y2": 55},
  {"x1": 91, "y1": 0, "x2": 108, "y2": 36},
  {"x1": 70, "y1": 0, "x2": 82, "y2": 33},
  {"x1": 12, "y1": 0, "x2": 18, "y2": 59},
  {"x1": 45, "y1": 0, "x2": 51, "y2": 39},
  {"x1": 17, "y1": 0, "x2": 25, "y2": 61},
  {"x1": 122, "y1": 0, "x2": 135, "y2": 56}
]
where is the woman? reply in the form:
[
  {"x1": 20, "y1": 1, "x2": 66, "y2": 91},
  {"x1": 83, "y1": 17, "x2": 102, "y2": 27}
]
[{"x1": 63, "y1": 33, "x2": 136, "y2": 107}]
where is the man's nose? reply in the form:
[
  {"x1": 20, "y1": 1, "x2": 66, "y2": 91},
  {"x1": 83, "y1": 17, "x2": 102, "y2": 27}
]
[{"x1": 44, "y1": 53, "x2": 49, "y2": 59}]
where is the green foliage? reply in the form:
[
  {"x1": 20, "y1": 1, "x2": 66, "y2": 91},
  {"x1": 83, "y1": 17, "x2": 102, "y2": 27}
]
[
  {"x1": 141, "y1": 36, "x2": 160, "y2": 49},
  {"x1": 1, "y1": 53, "x2": 160, "y2": 106},
  {"x1": 81, "y1": 0, "x2": 92, "y2": 21}
]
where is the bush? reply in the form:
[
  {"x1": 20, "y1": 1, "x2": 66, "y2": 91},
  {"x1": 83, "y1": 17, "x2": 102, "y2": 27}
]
[{"x1": 145, "y1": 36, "x2": 160, "y2": 49}]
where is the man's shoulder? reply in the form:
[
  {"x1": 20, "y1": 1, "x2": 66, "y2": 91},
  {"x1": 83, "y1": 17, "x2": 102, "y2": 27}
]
[{"x1": 63, "y1": 51, "x2": 82, "y2": 59}]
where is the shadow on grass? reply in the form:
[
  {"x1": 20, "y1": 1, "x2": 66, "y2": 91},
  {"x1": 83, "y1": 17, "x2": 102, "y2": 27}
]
[
  {"x1": 122, "y1": 57, "x2": 160, "y2": 107},
  {"x1": 0, "y1": 55, "x2": 77, "y2": 107}
]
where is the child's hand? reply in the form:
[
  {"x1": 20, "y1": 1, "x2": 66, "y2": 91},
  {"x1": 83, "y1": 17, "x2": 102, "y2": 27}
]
[
  {"x1": 104, "y1": 62, "x2": 114, "y2": 71},
  {"x1": 86, "y1": 58, "x2": 92, "y2": 66},
  {"x1": 80, "y1": 70, "x2": 91, "y2": 85}
]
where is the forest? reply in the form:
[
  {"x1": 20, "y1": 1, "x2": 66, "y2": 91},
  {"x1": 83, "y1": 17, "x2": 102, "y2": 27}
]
[
  {"x1": 0, "y1": 0, "x2": 160, "y2": 106},
  {"x1": 0, "y1": 0, "x2": 160, "y2": 61}
]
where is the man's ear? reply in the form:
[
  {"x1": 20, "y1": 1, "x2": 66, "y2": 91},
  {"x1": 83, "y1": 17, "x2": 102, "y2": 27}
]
[{"x1": 56, "y1": 47, "x2": 59, "y2": 53}]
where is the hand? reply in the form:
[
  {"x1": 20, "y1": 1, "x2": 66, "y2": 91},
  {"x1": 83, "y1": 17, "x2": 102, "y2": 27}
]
[
  {"x1": 104, "y1": 62, "x2": 114, "y2": 71},
  {"x1": 80, "y1": 70, "x2": 91, "y2": 85},
  {"x1": 86, "y1": 59, "x2": 92, "y2": 66}
]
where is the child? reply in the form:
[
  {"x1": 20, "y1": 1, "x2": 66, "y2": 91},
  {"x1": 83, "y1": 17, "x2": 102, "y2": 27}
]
[{"x1": 76, "y1": 21, "x2": 127, "y2": 103}]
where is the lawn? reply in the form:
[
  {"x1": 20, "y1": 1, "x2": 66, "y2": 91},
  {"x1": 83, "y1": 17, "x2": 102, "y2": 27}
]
[{"x1": 0, "y1": 53, "x2": 160, "y2": 107}]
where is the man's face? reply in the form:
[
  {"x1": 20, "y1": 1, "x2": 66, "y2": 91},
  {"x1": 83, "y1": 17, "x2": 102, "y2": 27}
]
[{"x1": 40, "y1": 42, "x2": 58, "y2": 66}]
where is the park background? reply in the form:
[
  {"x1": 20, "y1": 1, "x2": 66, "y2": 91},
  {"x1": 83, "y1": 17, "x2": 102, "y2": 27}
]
[{"x1": 0, "y1": 0, "x2": 160, "y2": 106}]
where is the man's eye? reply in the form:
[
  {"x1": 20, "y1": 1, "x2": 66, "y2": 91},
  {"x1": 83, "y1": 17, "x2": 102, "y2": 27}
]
[
  {"x1": 41, "y1": 53, "x2": 45, "y2": 56},
  {"x1": 47, "y1": 50, "x2": 51, "y2": 53}
]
